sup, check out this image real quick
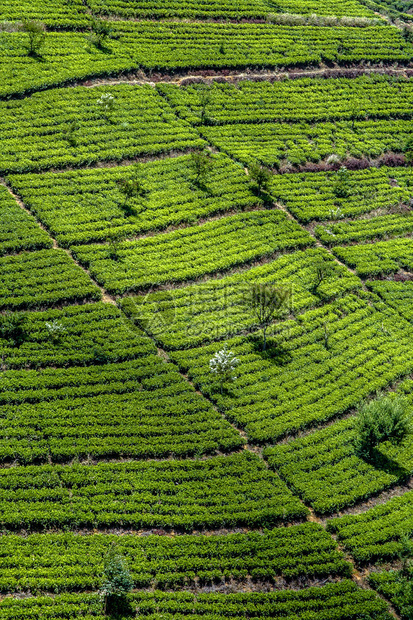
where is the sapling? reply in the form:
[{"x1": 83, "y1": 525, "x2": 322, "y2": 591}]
[
  {"x1": 209, "y1": 343, "x2": 240, "y2": 394},
  {"x1": 332, "y1": 166, "x2": 352, "y2": 198},
  {"x1": 20, "y1": 19, "x2": 46, "y2": 56},
  {"x1": 62, "y1": 120, "x2": 79, "y2": 147},
  {"x1": 100, "y1": 547, "x2": 134, "y2": 615},
  {"x1": 45, "y1": 320, "x2": 66, "y2": 343},
  {"x1": 190, "y1": 149, "x2": 214, "y2": 186},
  {"x1": 248, "y1": 162, "x2": 273, "y2": 195},
  {"x1": 97, "y1": 92, "x2": 116, "y2": 120},
  {"x1": 245, "y1": 283, "x2": 291, "y2": 351},
  {"x1": 310, "y1": 256, "x2": 334, "y2": 294}
]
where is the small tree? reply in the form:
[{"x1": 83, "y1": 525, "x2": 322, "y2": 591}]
[
  {"x1": 45, "y1": 320, "x2": 66, "y2": 343},
  {"x1": 0, "y1": 312, "x2": 28, "y2": 346},
  {"x1": 209, "y1": 344, "x2": 240, "y2": 394},
  {"x1": 310, "y1": 256, "x2": 334, "y2": 294},
  {"x1": 405, "y1": 137, "x2": 413, "y2": 165},
  {"x1": 190, "y1": 149, "x2": 214, "y2": 186},
  {"x1": 116, "y1": 164, "x2": 149, "y2": 201},
  {"x1": 199, "y1": 88, "x2": 211, "y2": 125},
  {"x1": 354, "y1": 394, "x2": 411, "y2": 461},
  {"x1": 246, "y1": 283, "x2": 291, "y2": 351},
  {"x1": 87, "y1": 17, "x2": 113, "y2": 49},
  {"x1": 62, "y1": 120, "x2": 79, "y2": 147},
  {"x1": 20, "y1": 19, "x2": 46, "y2": 56},
  {"x1": 107, "y1": 237, "x2": 123, "y2": 261},
  {"x1": 97, "y1": 92, "x2": 116, "y2": 120},
  {"x1": 332, "y1": 166, "x2": 352, "y2": 198},
  {"x1": 248, "y1": 162, "x2": 273, "y2": 195},
  {"x1": 100, "y1": 547, "x2": 134, "y2": 615}
]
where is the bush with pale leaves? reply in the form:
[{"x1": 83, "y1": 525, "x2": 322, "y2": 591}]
[{"x1": 209, "y1": 344, "x2": 240, "y2": 393}]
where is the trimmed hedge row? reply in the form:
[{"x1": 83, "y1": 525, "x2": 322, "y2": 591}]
[
  {"x1": 9, "y1": 153, "x2": 256, "y2": 247},
  {"x1": 0, "y1": 249, "x2": 101, "y2": 310},
  {"x1": 72, "y1": 210, "x2": 313, "y2": 295},
  {"x1": 121, "y1": 248, "x2": 361, "y2": 350},
  {"x1": 169, "y1": 294, "x2": 413, "y2": 443},
  {"x1": 0, "y1": 355, "x2": 243, "y2": 462},
  {"x1": 0, "y1": 523, "x2": 351, "y2": 593},
  {"x1": 0, "y1": 583, "x2": 393, "y2": 619},
  {"x1": 0, "y1": 185, "x2": 51, "y2": 256},
  {"x1": 0, "y1": 85, "x2": 202, "y2": 174},
  {"x1": 0, "y1": 452, "x2": 308, "y2": 530}
]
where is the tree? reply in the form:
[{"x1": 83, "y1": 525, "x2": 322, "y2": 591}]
[
  {"x1": 332, "y1": 166, "x2": 352, "y2": 198},
  {"x1": 245, "y1": 283, "x2": 291, "y2": 351},
  {"x1": 0, "y1": 312, "x2": 28, "y2": 346},
  {"x1": 20, "y1": 19, "x2": 46, "y2": 56},
  {"x1": 45, "y1": 320, "x2": 66, "y2": 343},
  {"x1": 100, "y1": 547, "x2": 134, "y2": 615},
  {"x1": 248, "y1": 162, "x2": 273, "y2": 195},
  {"x1": 405, "y1": 137, "x2": 413, "y2": 165},
  {"x1": 190, "y1": 149, "x2": 214, "y2": 186},
  {"x1": 87, "y1": 17, "x2": 113, "y2": 49},
  {"x1": 209, "y1": 343, "x2": 240, "y2": 394},
  {"x1": 62, "y1": 120, "x2": 79, "y2": 147},
  {"x1": 354, "y1": 394, "x2": 411, "y2": 461},
  {"x1": 97, "y1": 92, "x2": 116, "y2": 120},
  {"x1": 310, "y1": 256, "x2": 334, "y2": 294},
  {"x1": 116, "y1": 164, "x2": 149, "y2": 201}
]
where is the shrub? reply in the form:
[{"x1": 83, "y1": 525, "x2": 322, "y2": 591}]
[
  {"x1": 248, "y1": 162, "x2": 273, "y2": 195},
  {"x1": 190, "y1": 149, "x2": 214, "y2": 186},
  {"x1": 354, "y1": 394, "x2": 412, "y2": 461},
  {"x1": 0, "y1": 312, "x2": 28, "y2": 346},
  {"x1": 209, "y1": 344, "x2": 239, "y2": 394},
  {"x1": 19, "y1": 19, "x2": 46, "y2": 56},
  {"x1": 87, "y1": 17, "x2": 114, "y2": 49},
  {"x1": 100, "y1": 547, "x2": 134, "y2": 615}
]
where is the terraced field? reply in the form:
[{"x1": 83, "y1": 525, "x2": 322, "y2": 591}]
[{"x1": 1, "y1": 1, "x2": 413, "y2": 619}]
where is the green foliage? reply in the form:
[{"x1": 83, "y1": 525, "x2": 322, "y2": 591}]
[
  {"x1": 100, "y1": 547, "x2": 133, "y2": 615},
  {"x1": 19, "y1": 19, "x2": 46, "y2": 56},
  {"x1": 87, "y1": 17, "x2": 113, "y2": 48},
  {"x1": 354, "y1": 394, "x2": 411, "y2": 460},
  {"x1": 332, "y1": 166, "x2": 352, "y2": 198},
  {"x1": 246, "y1": 283, "x2": 291, "y2": 350},
  {"x1": 189, "y1": 149, "x2": 214, "y2": 185},
  {"x1": 0, "y1": 523, "x2": 350, "y2": 594},
  {"x1": 0, "y1": 312, "x2": 28, "y2": 347},
  {"x1": 73, "y1": 210, "x2": 312, "y2": 294},
  {"x1": 248, "y1": 162, "x2": 273, "y2": 194},
  {"x1": 62, "y1": 120, "x2": 79, "y2": 147}
]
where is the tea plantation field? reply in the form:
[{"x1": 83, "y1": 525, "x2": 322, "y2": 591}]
[{"x1": 1, "y1": 0, "x2": 413, "y2": 619}]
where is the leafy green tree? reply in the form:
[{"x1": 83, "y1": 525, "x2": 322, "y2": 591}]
[
  {"x1": 20, "y1": 19, "x2": 46, "y2": 56},
  {"x1": 310, "y1": 256, "x2": 334, "y2": 294},
  {"x1": 116, "y1": 165, "x2": 149, "y2": 200},
  {"x1": 405, "y1": 137, "x2": 413, "y2": 165},
  {"x1": 354, "y1": 394, "x2": 411, "y2": 461},
  {"x1": 62, "y1": 120, "x2": 79, "y2": 147},
  {"x1": 248, "y1": 162, "x2": 273, "y2": 195},
  {"x1": 100, "y1": 547, "x2": 134, "y2": 615},
  {"x1": 190, "y1": 149, "x2": 214, "y2": 186},
  {"x1": 0, "y1": 312, "x2": 28, "y2": 346},
  {"x1": 87, "y1": 17, "x2": 113, "y2": 49},
  {"x1": 332, "y1": 166, "x2": 352, "y2": 198},
  {"x1": 246, "y1": 283, "x2": 291, "y2": 351}
]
